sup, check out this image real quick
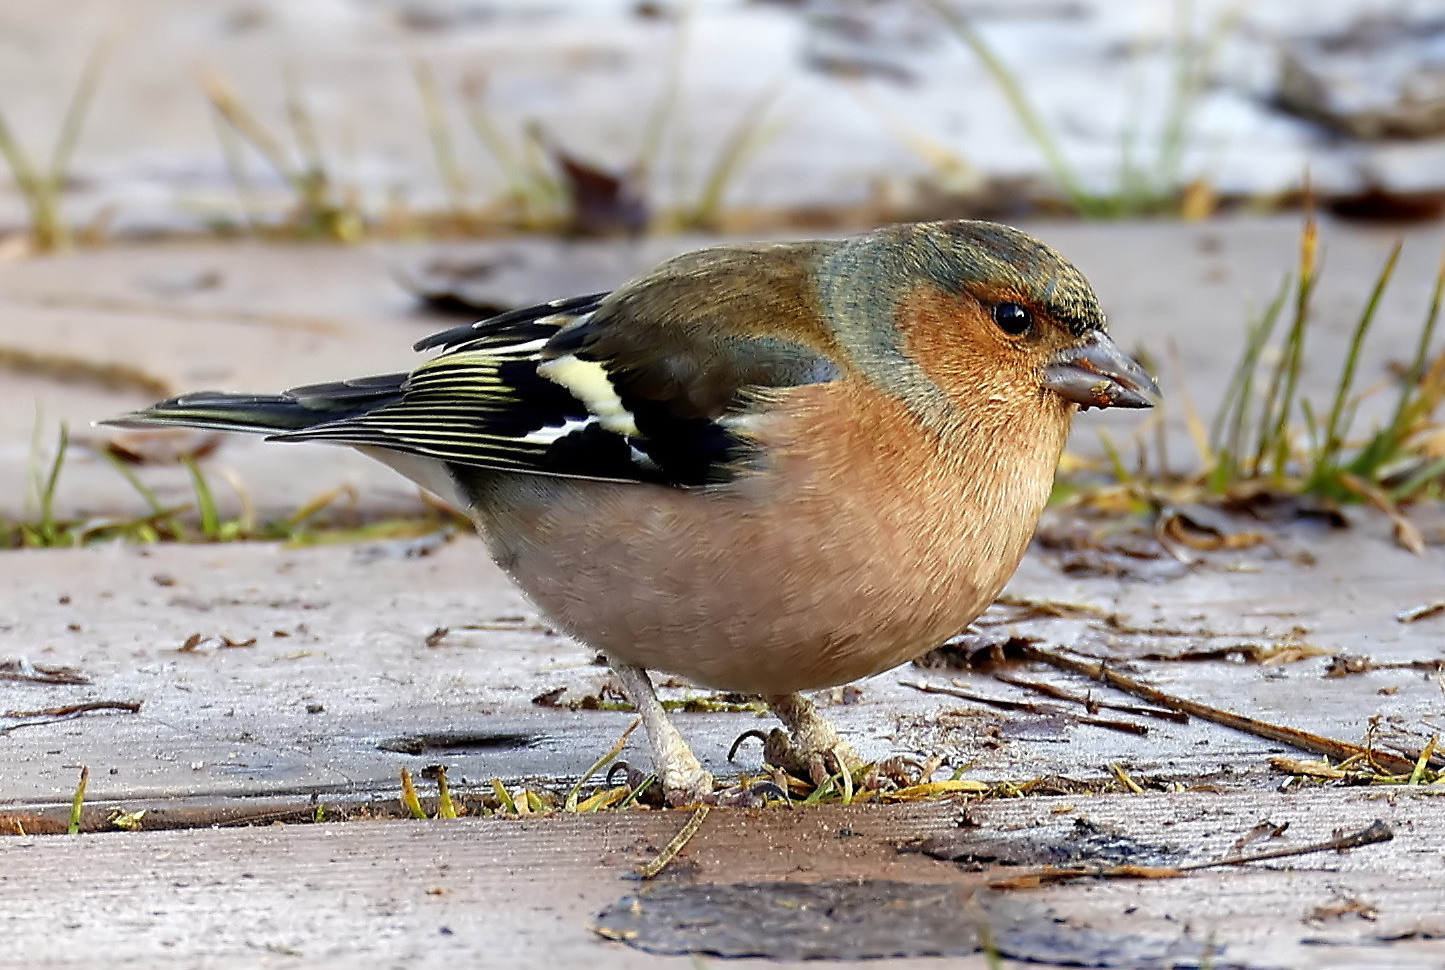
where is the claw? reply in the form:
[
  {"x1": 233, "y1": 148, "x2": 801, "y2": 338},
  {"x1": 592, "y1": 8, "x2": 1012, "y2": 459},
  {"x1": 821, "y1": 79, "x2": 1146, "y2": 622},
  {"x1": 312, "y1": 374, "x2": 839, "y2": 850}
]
[{"x1": 727, "y1": 728, "x2": 771, "y2": 761}]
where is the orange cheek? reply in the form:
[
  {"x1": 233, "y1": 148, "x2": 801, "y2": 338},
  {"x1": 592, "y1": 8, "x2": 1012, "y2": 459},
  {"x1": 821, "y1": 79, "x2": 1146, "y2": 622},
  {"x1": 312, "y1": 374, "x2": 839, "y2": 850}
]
[{"x1": 893, "y1": 285, "x2": 1031, "y2": 407}]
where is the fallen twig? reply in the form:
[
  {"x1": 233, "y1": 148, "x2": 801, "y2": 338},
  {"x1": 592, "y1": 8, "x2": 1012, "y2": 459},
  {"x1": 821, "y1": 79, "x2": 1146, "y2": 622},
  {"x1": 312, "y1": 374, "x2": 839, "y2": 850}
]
[
  {"x1": 1324, "y1": 654, "x2": 1443, "y2": 678},
  {"x1": 4, "y1": 700, "x2": 141, "y2": 718},
  {"x1": 1397, "y1": 602, "x2": 1444, "y2": 623},
  {"x1": 902, "y1": 680, "x2": 1148, "y2": 736},
  {"x1": 989, "y1": 819, "x2": 1393, "y2": 889},
  {"x1": 992, "y1": 671, "x2": 1189, "y2": 724},
  {"x1": 902, "y1": 679, "x2": 1046, "y2": 714},
  {"x1": 1020, "y1": 645, "x2": 1435, "y2": 773},
  {"x1": 0, "y1": 700, "x2": 142, "y2": 735},
  {"x1": 0, "y1": 660, "x2": 89, "y2": 685},
  {"x1": 1181, "y1": 819, "x2": 1393, "y2": 869}
]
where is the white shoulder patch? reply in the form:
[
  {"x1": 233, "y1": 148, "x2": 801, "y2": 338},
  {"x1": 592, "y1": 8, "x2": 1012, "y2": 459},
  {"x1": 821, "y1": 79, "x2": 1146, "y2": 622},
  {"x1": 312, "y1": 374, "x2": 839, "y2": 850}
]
[{"x1": 535, "y1": 354, "x2": 640, "y2": 437}]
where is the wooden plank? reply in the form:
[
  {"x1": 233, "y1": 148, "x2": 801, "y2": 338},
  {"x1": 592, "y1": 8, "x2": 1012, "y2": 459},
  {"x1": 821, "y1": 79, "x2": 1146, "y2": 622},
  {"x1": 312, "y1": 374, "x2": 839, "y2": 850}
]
[
  {"x1": 967, "y1": 788, "x2": 1445, "y2": 969},
  {"x1": 2, "y1": 790, "x2": 1441, "y2": 968}
]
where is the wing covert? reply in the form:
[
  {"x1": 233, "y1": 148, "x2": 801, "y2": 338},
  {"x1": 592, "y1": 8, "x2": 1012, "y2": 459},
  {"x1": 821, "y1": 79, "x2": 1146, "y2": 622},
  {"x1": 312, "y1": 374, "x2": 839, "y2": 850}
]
[{"x1": 277, "y1": 244, "x2": 846, "y2": 486}]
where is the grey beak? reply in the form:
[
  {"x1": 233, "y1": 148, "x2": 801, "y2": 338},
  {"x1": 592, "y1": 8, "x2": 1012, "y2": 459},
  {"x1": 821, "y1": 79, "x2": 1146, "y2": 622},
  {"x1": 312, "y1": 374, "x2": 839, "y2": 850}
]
[{"x1": 1043, "y1": 331, "x2": 1161, "y2": 410}]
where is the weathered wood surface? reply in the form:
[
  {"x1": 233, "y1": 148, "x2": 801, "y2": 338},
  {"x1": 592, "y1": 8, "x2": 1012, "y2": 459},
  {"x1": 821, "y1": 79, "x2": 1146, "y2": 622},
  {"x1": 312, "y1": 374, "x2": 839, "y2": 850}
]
[{"x1": 1, "y1": 790, "x2": 1441, "y2": 969}]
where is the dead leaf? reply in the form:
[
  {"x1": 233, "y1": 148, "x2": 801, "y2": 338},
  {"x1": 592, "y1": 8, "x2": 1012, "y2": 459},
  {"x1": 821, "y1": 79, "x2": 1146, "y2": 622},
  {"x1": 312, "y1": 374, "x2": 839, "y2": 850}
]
[
  {"x1": 1270, "y1": 756, "x2": 1348, "y2": 779},
  {"x1": 543, "y1": 132, "x2": 649, "y2": 237},
  {"x1": 1338, "y1": 473, "x2": 1425, "y2": 555},
  {"x1": 1307, "y1": 897, "x2": 1379, "y2": 922},
  {"x1": 1157, "y1": 504, "x2": 1266, "y2": 552}
]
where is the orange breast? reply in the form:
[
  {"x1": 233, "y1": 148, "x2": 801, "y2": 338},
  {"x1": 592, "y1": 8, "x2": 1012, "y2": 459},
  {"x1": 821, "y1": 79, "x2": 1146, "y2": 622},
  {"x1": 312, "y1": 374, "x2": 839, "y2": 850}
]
[{"x1": 463, "y1": 374, "x2": 1071, "y2": 693}]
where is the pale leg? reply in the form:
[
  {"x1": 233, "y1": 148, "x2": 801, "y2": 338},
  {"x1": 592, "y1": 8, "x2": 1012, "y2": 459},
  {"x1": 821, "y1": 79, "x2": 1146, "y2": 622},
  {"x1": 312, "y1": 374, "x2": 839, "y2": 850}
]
[
  {"x1": 609, "y1": 658, "x2": 714, "y2": 805},
  {"x1": 765, "y1": 692, "x2": 862, "y2": 783}
]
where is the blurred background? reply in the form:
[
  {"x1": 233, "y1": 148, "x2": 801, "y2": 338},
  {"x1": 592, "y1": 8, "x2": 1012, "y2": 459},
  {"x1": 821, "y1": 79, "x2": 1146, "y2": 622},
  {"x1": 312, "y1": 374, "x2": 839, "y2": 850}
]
[{"x1": 2, "y1": 0, "x2": 1444, "y2": 245}]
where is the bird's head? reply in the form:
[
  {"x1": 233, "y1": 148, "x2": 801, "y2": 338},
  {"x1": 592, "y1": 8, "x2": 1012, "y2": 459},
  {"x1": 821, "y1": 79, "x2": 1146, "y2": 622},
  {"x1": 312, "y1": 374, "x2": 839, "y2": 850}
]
[{"x1": 820, "y1": 220, "x2": 1160, "y2": 432}]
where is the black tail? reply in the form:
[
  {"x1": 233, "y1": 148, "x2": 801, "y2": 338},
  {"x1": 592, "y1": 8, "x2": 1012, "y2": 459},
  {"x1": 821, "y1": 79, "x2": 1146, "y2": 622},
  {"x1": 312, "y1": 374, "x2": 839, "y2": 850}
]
[{"x1": 105, "y1": 373, "x2": 408, "y2": 437}]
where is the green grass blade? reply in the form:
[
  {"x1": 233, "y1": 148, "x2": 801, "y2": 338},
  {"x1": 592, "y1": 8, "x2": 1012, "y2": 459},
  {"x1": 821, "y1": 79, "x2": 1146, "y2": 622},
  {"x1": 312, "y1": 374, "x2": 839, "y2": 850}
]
[
  {"x1": 460, "y1": 79, "x2": 563, "y2": 224},
  {"x1": 202, "y1": 71, "x2": 299, "y2": 189},
  {"x1": 565, "y1": 719, "x2": 638, "y2": 811},
  {"x1": 616, "y1": 774, "x2": 655, "y2": 809},
  {"x1": 1208, "y1": 275, "x2": 1289, "y2": 489},
  {"x1": 47, "y1": 32, "x2": 113, "y2": 188},
  {"x1": 686, "y1": 84, "x2": 785, "y2": 229},
  {"x1": 0, "y1": 111, "x2": 43, "y2": 219},
  {"x1": 924, "y1": 0, "x2": 1094, "y2": 213},
  {"x1": 460, "y1": 75, "x2": 525, "y2": 199},
  {"x1": 399, "y1": 768, "x2": 428, "y2": 819},
  {"x1": 1097, "y1": 429, "x2": 1133, "y2": 485},
  {"x1": 1256, "y1": 216, "x2": 1318, "y2": 481},
  {"x1": 1397, "y1": 240, "x2": 1445, "y2": 417},
  {"x1": 490, "y1": 778, "x2": 518, "y2": 815},
  {"x1": 1154, "y1": 0, "x2": 1238, "y2": 201},
  {"x1": 1112, "y1": 70, "x2": 1144, "y2": 215},
  {"x1": 635, "y1": 0, "x2": 691, "y2": 184},
  {"x1": 36, "y1": 423, "x2": 70, "y2": 546},
  {"x1": 183, "y1": 457, "x2": 221, "y2": 540},
  {"x1": 1358, "y1": 238, "x2": 1445, "y2": 475},
  {"x1": 1153, "y1": 0, "x2": 1196, "y2": 197},
  {"x1": 283, "y1": 65, "x2": 324, "y2": 184},
  {"x1": 413, "y1": 60, "x2": 468, "y2": 214},
  {"x1": 0, "y1": 110, "x2": 61, "y2": 250},
  {"x1": 1390, "y1": 454, "x2": 1445, "y2": 502},
  {"x1": 211, "y1": 108, "x2": 263, "y2": 234},
  {"x1": 1310, "y1": 242, "x2": 1401, "y2": 485},
  {"x1": 97, "y1": 448, "x2": 167, "y2": 517},
  {"x1": 68, "y1": 766, "x2": 89, "y2": 835}
]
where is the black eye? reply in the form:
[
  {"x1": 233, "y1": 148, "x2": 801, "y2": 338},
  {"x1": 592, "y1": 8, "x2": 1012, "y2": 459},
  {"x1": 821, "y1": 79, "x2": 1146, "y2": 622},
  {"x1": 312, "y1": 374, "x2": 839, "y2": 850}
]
[{"x1": 992, "y1": 301, "x2": 1033, "y2": 336}]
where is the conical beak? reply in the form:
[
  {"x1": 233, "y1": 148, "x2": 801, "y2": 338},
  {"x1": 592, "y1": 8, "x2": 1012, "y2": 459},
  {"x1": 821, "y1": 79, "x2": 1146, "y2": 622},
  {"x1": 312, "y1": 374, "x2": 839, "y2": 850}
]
[{"x1": 1043, "y1": 331, "x2": 1161, "y2": 410}]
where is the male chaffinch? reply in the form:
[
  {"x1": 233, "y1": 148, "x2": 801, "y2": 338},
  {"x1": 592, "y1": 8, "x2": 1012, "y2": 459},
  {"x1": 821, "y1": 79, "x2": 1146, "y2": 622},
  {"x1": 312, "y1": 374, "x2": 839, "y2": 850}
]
[{"x1": 111, "y1": 220, "x2": 1159, "y2": 805}]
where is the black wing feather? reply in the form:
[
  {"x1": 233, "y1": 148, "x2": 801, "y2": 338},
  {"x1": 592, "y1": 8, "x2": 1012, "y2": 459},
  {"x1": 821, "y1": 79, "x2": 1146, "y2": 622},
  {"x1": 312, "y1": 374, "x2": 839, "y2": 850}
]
[{"x1": 118, "y1": 253, "x2": 843, "y2": 488}]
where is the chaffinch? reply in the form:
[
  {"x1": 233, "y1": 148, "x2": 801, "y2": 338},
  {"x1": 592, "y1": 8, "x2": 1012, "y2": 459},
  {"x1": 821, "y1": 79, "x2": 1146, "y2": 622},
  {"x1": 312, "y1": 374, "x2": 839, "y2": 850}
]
[{"x1": 111, "y1": 220, "x2": 1159, "y2": 805}]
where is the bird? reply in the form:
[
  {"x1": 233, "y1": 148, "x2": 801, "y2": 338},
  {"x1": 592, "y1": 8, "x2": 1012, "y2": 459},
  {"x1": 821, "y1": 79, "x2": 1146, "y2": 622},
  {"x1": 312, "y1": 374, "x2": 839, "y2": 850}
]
[{"x1": 108, "y1": 219, "x2": 1160, "y2": 805}]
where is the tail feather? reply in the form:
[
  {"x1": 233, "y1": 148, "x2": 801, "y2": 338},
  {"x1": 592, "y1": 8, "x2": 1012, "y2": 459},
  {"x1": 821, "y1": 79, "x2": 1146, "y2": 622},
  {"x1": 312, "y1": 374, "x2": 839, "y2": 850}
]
[{"x1": 105, "y1": 374, "x2": 408, "y2": 436}]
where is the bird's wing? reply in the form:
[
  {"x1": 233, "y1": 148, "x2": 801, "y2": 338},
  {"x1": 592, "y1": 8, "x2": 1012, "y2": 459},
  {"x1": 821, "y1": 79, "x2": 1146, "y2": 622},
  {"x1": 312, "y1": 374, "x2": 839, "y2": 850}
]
[{"x1": 279, "y1": 245, "x2": 847, "y2": 486}]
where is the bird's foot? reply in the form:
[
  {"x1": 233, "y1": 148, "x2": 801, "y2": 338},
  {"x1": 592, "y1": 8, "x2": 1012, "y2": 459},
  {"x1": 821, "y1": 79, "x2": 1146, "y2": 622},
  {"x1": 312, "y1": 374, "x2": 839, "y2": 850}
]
[
  {"x1": 617, "y1": 760, "x2": 781, "y2": 808},
  {"x1": 757, "y1": 727, "x2": 863, "y2": 787},
  {"x1": 617, "y1": 709, "x2": 715, "y2": 806},
  {"x1": 656, "y1": 749, "x2": 716, "y2": 807},
  {"x1": 760, "y1": 692, "x2": 863, "y2": 787}
]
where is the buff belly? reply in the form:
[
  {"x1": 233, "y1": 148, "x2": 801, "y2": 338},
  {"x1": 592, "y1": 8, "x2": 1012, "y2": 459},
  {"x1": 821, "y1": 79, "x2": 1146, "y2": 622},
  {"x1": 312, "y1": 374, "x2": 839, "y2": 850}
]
[{"x1": 457, "y1": 468, "x2": 1026, "y2": 694}]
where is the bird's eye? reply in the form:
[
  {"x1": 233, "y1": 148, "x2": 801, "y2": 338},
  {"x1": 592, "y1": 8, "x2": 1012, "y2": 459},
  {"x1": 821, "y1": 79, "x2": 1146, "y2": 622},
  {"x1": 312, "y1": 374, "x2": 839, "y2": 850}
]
[{"x1": 992, "y1": 302, "x2": 1033, "y2": 336}]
